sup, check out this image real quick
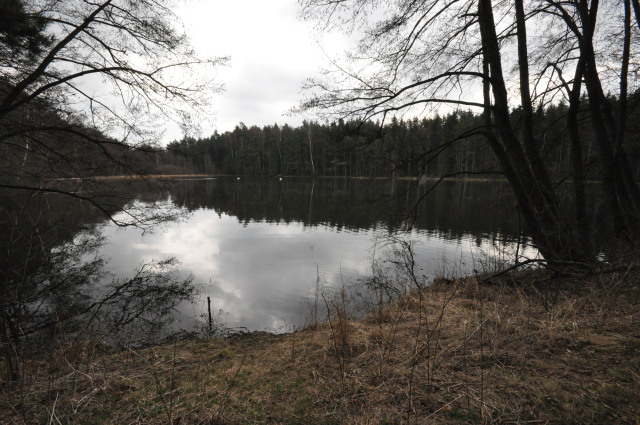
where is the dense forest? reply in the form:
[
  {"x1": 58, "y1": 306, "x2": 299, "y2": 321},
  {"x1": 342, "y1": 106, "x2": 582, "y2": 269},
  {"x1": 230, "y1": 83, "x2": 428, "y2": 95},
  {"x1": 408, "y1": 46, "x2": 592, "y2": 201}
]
[
  {"x1": 7, "y1": 96, "x2": 637, "y2": 185},
  {"x1": 4, "y1": 95, "x2": 640, "y2": 183},
  {"x1": 159, "y1": 103, "x2": 640, "y2": 180}
]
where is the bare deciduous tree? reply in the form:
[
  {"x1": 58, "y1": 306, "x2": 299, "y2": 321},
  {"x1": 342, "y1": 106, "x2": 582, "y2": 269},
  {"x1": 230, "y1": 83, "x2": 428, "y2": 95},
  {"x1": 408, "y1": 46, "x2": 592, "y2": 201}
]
[
  {"x1": 299, "y1": 0, "x2": 640, "y2": 266},
  {"x1": 0, "y1": 0, "x2": 227, "y2": 209},
  {"x1": 0, "y1": 0, "x2": 225, "y2": 381}
]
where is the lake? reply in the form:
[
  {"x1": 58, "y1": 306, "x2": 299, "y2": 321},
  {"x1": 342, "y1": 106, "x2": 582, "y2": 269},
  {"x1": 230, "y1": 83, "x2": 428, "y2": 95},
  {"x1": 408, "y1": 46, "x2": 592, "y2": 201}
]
[{"x1": 80, "y1": 177, "x2": 537, "y2": 336}]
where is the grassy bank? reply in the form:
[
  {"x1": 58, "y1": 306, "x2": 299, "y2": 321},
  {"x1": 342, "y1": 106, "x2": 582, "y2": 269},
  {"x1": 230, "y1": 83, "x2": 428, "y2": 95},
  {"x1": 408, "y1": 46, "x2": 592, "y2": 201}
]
[{"x1": 1, "y1": 269, "x2": 639, "y2": 424}]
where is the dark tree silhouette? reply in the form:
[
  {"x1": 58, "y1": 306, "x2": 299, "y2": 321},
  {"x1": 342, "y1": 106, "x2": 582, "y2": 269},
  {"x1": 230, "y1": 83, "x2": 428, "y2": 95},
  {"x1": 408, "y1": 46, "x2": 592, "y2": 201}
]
[
  {"x1": 0, "y1": 0, "x2": 225, "y2": 381},
  {"x1": 297, "y1": 0, "x2": 640, "y2": 266}
]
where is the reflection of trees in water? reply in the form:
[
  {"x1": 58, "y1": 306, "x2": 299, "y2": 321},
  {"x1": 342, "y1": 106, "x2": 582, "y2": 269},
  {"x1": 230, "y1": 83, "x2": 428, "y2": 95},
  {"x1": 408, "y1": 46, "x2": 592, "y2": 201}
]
[
  {"x1": 165, "y1": 177, "x2": 518, "y2": 242},
  {"x1": 0, "y1": 177, "x2": 522, "y2": 379},
  {"x1": 0, "y1": 190, "x2": 196, "y2": 381}
]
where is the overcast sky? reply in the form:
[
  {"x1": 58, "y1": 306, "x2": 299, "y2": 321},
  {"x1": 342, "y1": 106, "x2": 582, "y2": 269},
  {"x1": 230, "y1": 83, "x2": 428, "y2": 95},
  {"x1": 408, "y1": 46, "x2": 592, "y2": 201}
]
[{"x1": 174, "y1": 0, "x2": 349, "y2": 139}]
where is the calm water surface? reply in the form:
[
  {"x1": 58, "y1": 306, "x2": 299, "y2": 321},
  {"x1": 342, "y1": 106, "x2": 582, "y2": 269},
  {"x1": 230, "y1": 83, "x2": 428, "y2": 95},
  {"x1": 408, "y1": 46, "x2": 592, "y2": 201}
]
[{"x1": 90, "y1": 177, "x2": 537, "y2": 333}]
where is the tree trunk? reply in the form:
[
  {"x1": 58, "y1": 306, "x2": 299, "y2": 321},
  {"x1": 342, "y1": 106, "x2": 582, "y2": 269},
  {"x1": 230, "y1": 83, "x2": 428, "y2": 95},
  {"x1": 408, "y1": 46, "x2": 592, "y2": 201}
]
[
  {"x1": 478, "y1": 0, "x2": 579, "y2": 262},
  {"x1": 307, "y1": 123, "x2": 316, "y2": 176},
  {"x1": 579, "y1": 0, "x2": 639, "y2": 237},
  {"x1": 566, "y1": 57, "x2": 591, "y2": 257}
]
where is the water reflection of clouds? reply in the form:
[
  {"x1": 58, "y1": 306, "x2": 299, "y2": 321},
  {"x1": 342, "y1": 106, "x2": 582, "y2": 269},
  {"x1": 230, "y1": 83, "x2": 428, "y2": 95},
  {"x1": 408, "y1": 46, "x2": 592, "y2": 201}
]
[
  {"x1": 95, "y1": 208, "x2": 536, "y2": 333},
  {"x1": 97, "y1": 210, "x2": 377, "y2": 331}
]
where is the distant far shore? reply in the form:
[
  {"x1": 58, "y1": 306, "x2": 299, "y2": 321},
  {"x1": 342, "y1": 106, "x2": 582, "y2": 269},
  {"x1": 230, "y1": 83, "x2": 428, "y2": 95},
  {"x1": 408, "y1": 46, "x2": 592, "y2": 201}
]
[
  {"x1": 53, "y1": 173, "x2": 511, "y2": 182},
  {"x1": 53, "y1": 174, "x2": 607, "y2": 186}
]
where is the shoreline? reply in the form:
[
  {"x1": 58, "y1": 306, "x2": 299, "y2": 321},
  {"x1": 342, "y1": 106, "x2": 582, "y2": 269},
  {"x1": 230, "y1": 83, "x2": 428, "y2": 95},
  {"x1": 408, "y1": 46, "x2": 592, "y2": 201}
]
[
  {"x1": 3, "y1": 268, "x2": 638, "y2": 424},
  {"x1": 47, "y1": 173, "x2": 606, "y2": 185}
]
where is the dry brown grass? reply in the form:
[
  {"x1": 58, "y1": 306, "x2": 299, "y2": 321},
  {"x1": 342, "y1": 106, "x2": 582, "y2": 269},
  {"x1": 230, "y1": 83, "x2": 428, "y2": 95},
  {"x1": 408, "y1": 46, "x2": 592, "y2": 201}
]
[{"x1": 1, "y1": 269, "x2": 639, "y2": 424}]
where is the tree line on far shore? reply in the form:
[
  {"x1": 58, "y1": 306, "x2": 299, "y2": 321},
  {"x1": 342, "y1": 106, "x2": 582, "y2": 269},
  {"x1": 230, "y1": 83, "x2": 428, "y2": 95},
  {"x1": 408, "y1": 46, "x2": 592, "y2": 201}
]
[
  {"x1": 158, "y1": 102, "x2": 640, "y2": 181},
  {"x1": 5, "y1": 97, "x2": 640, "y2": 183}
]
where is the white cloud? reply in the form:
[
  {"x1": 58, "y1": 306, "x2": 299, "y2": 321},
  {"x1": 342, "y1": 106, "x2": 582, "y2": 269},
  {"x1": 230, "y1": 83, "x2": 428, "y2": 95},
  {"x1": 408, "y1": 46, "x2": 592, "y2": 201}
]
[{"x1": 172, "y1": 0, "x2": 352, "y2": 139}]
